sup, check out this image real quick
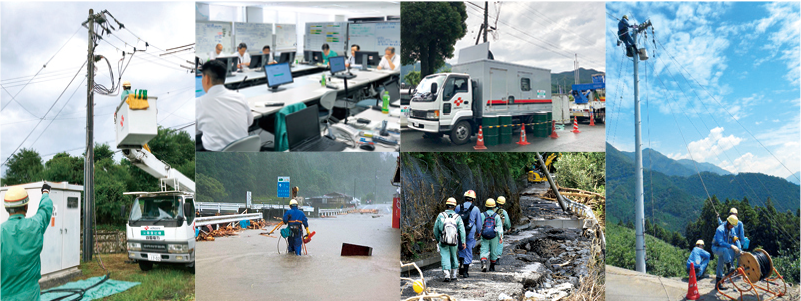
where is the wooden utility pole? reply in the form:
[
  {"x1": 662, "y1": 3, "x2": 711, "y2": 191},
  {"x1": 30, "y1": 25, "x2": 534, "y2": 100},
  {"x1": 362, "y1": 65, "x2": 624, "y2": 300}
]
[
  {"x1": 83, "y1": 9, "x2": 95, "y2": 263},
  {"x1": 483, "y1": 2, "x2": 489, "y2": 43}
]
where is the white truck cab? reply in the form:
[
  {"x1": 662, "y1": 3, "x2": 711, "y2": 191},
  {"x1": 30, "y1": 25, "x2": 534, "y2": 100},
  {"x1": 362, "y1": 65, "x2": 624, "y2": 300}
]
[
  {"x1": 408, "y1": 43, "x2": 552, "y2": 145},
  {"x1": 125, "y1": 190, "x2": 196, "y2": 271}
]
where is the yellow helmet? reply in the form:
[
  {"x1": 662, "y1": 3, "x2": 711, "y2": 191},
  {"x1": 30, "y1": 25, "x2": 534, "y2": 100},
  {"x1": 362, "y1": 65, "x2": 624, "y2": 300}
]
[
  {"x1": 485, "y1": 198, "x2": 496, "y2": 208},
  {"x1": 622, "y1": 15, "x2": 628, "y2": 20},
  {"x1": 696, "y1": 240, "x2": 704, "y2": 246},
  {"x1": 727, "y1": 214, "x2": 739, "y2": 226},
  {"x1": 122, "y1": 81, "x2": 131, "y2": 88},
  {"x1": 289, "y1": 199, "x2": 298, "y2": 206},
  {"x1": 412, "y1": 280, "x2": 425, "y2": 294},
  {"x1": 497, "y1": 196, "x2": 506, "y2": 205},
  {"x1": 445, "y1": 197, "x2": 457, "y2": 206},
  {"x1": 464, "y1": 190, "x2": 476, "y2": 199},
  {"x1": 729, "y1": 208, "x2": 738, "y2": 215},
  {"x1": 4, "y1": 186, "x2": 30, "y2": 208}
]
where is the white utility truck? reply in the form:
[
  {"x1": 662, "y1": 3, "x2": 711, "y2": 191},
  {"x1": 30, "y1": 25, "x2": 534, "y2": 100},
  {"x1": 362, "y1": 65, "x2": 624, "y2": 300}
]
[{"x1": 407, "y1": 42, "x2": 552, "y2": 144}]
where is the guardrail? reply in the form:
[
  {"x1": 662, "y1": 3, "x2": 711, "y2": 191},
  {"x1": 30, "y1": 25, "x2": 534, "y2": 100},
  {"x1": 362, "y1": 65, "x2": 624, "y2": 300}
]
[
  {"x1": 195, "y1": 213, "x2": 263, "y2": 227},
  {"x1": 196, "y1": 202, "x2": 313, "y2": 213}
]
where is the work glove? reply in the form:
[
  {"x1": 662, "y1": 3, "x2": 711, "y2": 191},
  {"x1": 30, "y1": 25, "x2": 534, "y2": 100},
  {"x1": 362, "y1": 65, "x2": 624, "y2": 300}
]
[
  {"x1": 42, "y1": 183, "x2": 51, "y2": 194},
  {"x1": 731, "y1": 245, "x2": 740, "y2": 253},
  {"x1": 306, "y1": 227, "x2": 311, "y2": 236},
  {"x1": 733, "y1": 236, "x2": 739, "y2": 242}
]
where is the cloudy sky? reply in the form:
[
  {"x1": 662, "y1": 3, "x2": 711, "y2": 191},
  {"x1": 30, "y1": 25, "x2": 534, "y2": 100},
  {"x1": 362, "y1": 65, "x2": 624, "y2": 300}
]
[
  {"x1": 449, "y1": 1, "x2": 606, "y2": 73},
  {"x1": 1, "y1": 2, "x2": 195, "y2": 174},
  {"x1": 606, "y1": 2, "x2": 800, "y2": 179}
]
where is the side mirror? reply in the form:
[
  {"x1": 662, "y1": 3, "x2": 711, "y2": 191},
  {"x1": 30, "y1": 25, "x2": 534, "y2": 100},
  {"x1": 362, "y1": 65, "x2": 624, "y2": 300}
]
[
  {"x1": 183, "y1": 203, "x2": 193, "y2": 219},
  {"x1": 430, "y1": 83, "x2": 438, "y2": 94}
]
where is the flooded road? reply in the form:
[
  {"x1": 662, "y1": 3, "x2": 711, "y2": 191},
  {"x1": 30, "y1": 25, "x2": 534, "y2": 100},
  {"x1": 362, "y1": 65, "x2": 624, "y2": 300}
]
[{"x1": 196, "y1": 212, "x2": 400, "y2": 300}]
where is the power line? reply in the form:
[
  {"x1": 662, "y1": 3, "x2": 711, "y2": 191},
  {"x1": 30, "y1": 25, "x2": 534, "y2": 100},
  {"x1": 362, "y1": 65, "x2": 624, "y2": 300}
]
[{"x1": 28, "y1": 77, "x2": 88, "y2": 148}]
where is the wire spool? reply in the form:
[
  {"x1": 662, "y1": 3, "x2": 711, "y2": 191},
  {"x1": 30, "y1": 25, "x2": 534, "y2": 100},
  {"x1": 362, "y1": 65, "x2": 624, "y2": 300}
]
[{"x1": 739, "y1": 249, "x2": 773, "y2": 283}]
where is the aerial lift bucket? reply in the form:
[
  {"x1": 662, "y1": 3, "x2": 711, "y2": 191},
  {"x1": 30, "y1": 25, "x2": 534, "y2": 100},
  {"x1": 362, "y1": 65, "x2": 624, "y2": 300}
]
[{"x1": 115, "y1": 94, "x2": 158, "y2": 149}]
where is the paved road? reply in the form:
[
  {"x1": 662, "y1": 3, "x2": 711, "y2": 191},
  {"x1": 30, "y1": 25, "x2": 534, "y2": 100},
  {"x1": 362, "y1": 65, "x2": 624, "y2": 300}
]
[
  {"x1": 196, "y1": 214, "x2": 400, "y2": 300},
  {"x1": 400, "y1": 122, "x2": 605, "y2": 152}
]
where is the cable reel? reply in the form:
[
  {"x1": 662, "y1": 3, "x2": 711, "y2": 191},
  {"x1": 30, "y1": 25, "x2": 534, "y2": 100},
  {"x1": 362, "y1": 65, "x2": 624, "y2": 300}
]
[
  {"x1": 739, "y1": 249, "x2": 774, "y2": 283},
  {"x1": 718, "y1": 248, "x2": 787, "y2": 301}
]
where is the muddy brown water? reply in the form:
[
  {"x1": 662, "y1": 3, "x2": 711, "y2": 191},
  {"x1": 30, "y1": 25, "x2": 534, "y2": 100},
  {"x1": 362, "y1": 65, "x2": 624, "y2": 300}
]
[{"x1": 196, "y1": 212, "x2": 400, "y2": 300}]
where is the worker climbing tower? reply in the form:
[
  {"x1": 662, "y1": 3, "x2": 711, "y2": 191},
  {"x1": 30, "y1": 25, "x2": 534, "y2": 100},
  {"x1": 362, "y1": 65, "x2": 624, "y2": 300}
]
[{"x1": 624, "y1": 16, "x2": 653, "y2": 273}]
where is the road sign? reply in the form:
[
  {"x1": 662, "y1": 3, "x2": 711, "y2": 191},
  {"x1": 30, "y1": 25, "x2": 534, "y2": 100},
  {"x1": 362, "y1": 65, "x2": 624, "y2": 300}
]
[
  {"x1": 247, "y1": 191, "x2": 252, "y2": 208},
  {"x1": 277, "y1": 177, "x2": 290, "y2": 198}
]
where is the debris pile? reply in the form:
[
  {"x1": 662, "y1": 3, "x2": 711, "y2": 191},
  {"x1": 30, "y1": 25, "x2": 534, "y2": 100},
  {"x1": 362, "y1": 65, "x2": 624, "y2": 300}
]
[
  {"x1": 358, "y1": 209, "x2": 379, "y2": 214},
  {"x1": 196, "y1": 219, "x2": 271, "y2": 241}
]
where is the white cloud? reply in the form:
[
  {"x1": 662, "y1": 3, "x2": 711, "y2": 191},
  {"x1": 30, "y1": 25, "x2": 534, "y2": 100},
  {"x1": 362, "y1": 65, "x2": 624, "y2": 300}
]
[{"x1": 669, "y1": 127, "x2": 743, "y2": 162}]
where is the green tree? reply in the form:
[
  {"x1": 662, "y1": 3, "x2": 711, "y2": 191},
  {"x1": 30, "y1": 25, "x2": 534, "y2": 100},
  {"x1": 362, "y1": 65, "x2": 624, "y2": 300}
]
[
  {"x1": 196, "y1": 173, "x2": 227, "y2": 202},
  {"x1": 42, "y1": 152, "x2": 84, "y2": 185},
  {"x1": 3, "y1": 148, "x2": 44, "y2": 185},
  {"x1": 404, "y1": 71, "x2": 422, "y2": 87},
  {"x1": 401, "y1": 2, "x2": 467, "y2": 78}
]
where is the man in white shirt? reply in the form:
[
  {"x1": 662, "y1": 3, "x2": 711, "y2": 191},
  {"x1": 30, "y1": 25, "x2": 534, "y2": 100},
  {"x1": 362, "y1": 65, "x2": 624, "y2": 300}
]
[
  {"x1": 345, "y1": 44, "x2": 360, "y2": 68},
  {"x1": 196, "y1": 60, "x2": 254, "y2": 151},
  {"x1": 262, "y1": 46, "x2": 277, "y2": 65},
  {"x1": 236, "y1": 43, "x2": 251, "y2": 70},
  {"x1": 208, "y1": 43, "x2": 224, "y2": 61},
  {"x1": 377, "y1": 46, "x2": 399, "y2": 71}
]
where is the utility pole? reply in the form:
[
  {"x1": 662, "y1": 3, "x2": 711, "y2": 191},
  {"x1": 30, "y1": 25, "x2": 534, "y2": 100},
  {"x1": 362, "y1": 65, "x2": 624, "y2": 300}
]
[
  {"x1": 483, "y1": 2, "x2": 489, "y2": 43},
  {"x1": 83, "y1": 9, "x2": 95, "y2": 263},
  {"x1": 631, "y1": 18, "x2": 652, "y2": 274}
]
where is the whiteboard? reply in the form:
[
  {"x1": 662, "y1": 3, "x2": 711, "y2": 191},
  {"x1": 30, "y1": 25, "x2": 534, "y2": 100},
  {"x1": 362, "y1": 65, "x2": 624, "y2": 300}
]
[
  {"x1": 234, "y1": 22, "x2": 274, "y2": 52},
  {"x1": 196, "y1": 21, "x2": 233, "y2": 58},
  {"x1": 348, "y1": 22, "x2": 400, "y2": 53},
  {"x1": 304, "y1": 22, "x2": 348, "y2": 53},
  {"x1": 275, "y1": 23, "x2": 297, "y2": 51}
]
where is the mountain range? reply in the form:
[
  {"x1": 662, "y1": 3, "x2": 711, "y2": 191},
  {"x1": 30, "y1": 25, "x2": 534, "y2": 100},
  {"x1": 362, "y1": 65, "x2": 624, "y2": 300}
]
[
  {"x1": 607, "y1": 143, "x2": 800, "y2": 232},
  {"x1": 787, "y1": 172, "x2": 801, "y2": 185}
]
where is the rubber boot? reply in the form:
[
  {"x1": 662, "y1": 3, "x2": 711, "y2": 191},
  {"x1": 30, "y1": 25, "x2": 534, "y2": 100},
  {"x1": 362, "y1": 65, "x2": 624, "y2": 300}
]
[
  {"x1": 451, "y1": 269, "x2": 459, "y2": 282},
  {"x1": 463, "y1": 264, "x2": 470, "y2": 278},
  {"x1": 443, "y1": 270, "x2": 450, "y2": 282},
  {"x1": 489, "y1": 261, "x2": 496, "y2": 271},
  {"x1": 716, "y1": 277, "x2": 727, "y2": 290},
  {"x1": 496, "y1": 257, "x2": 501, "y2": 265},
  {"x1": 481, "y1": 259, "x2": 488, "y2": 272}
]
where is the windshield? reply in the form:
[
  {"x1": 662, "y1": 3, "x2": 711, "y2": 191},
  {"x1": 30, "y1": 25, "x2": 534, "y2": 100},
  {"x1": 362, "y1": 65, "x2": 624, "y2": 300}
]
[
  {"x1": 415, "y1": 74, "x2": 446, "y2": 95},
  {"x1": 130, "y1": 196, "x2": 181, "y2": 222}
]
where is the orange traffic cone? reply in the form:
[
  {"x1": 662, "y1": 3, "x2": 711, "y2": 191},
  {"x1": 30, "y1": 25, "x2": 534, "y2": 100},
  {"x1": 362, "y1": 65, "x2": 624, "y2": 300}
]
[
  {"x1": 474, "y1": 126, "x2": 488, "y2": 150},
  {"x1": 550, "y1": 120, "x2": 559, "y2": 139},
  {"x1": 572, "y1": 116, "x2": 581, "y2": 133},
  {"x1": 589, "y1": 110, "x2": 596, "y2": 126},
  {"x1": 686, "y1": 263, "x2": 700, "y2": 300},
  {"x1": 516, "y1": 123, "x2": 530, "y2": 145}
]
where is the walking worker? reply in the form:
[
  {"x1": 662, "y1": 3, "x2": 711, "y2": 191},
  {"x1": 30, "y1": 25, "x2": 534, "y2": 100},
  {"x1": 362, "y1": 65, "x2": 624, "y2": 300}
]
[
  {"x1": 282, "y1": 198, "x2": 311, "y2": 255},
  {"x1": 455, "y1": 190, "x2": 481, "y2": 278},
  {"x1": 712, "y1": 215, "x2": 740, "y2": 290},
  {"x1": 494, "y1": 196, "x2": 512, "y2": 264},
  {"x1": 479, "y1": 198, "x2": 503, "y2": 272},
  {"x1": 686, "y1": 239, "x2": 710, "y2": 279},
  {"x1": 433, "y1": 197, "x2": 466, "y2": 282},
  {"x1": 2, "y1": 183, "x2": 54, "y2": 301},
  {"x1": 618, "y1": 15, "x2": 637, "y2": 57}
]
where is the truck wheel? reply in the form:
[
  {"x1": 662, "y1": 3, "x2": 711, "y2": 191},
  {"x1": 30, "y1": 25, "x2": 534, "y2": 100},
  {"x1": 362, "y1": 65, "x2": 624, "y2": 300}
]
[
  {"x1": 597, "y1": 111, "x2": 605, "y2": 124},
  {"x1": 450, "y1": 121, "x2": 472, "y2": 145},
  {"x1": 138, "y1": 261, "x2": 154, "y2": 271},
  {"x1": 187, "y1": 263, "x2": 195, "y2": 274}
]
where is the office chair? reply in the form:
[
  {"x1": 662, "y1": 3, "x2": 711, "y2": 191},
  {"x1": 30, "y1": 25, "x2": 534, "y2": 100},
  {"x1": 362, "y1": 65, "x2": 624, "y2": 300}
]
[{"x1": 221, "y1": 134, "x2": 261, "y2": 152}]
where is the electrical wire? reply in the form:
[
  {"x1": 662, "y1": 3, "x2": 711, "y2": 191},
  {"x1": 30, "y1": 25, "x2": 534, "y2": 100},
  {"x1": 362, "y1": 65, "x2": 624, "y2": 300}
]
[
  {"x1": 28, "y1": 77, "x2": 87, "y2": 148},
  {"x1": 753, "y1": 251, "x2": 772, "y2": 281}
]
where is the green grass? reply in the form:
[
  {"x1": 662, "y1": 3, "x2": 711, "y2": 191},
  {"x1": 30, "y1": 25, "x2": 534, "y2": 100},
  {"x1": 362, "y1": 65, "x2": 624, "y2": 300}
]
[
  {"x1": 607, "y1": 223, "x2": 716, "y2": 278},
  {"x1": 78, "y1": 254, "x2": 194, "y2": 300}
]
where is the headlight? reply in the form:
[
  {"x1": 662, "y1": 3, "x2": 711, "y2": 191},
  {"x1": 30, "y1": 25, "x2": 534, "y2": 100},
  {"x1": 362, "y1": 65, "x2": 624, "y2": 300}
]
[
  {"x1": 127, "y1": 242, "x2": 141, "y2": 251},
  {"x1": 426, "y1": 110, "x2": 439, "y2": 120},
  {"x1": 168, "y1": 244, "x2": 189, "y2": 253}
]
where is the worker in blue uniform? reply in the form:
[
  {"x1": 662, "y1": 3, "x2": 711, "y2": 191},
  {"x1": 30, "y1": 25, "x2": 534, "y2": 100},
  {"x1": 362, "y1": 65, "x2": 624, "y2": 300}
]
[
  {"x1": 712, "y1": 215, "x2": 740, "y2": 290},
  {"x1": 618, "y1": 15, "x2": 637, "y2": 57},
  {"x1": 455, "y1": 190, "x2": 481, "y2": 278},
  {"x1": 717, "y1": 207, "x2": 746, "y2": 250},
  {"x1": 282, "y1": 198, "x2": 311, "y2": 255},
  {"x1": 686, "y1": 239, "x2": 711, "y2": 279},
  {"x1": 1, "y1": 183, "x2": 54, "y2": 301}
]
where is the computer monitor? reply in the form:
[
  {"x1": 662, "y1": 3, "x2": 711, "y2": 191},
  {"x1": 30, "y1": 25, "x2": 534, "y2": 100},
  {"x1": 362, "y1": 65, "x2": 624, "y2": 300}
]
[
  {"x1": 304, "y1": 50, "x2": 323, "y2": 64},
  {"x1": 355, "y1": 51, "x2": 381, "y2": 67},
  {"x1": 215, "y1": 56, "x2": 239, "y2": 77},
  {"x1": 279, "y1": 52, "x2": 296, "y2": 64},
  {"x1": 286, "y1": 105, "x2": 320, "y2": 149},
  {"x1": 264, "y1": 62, "x2": 294, "y2": 92},
  {"x1": 329, "y1": 56, "x2": 346, "y2": 74},
  {"x1": 249, "y1": 53, "x2": 268, "y2": 69}
]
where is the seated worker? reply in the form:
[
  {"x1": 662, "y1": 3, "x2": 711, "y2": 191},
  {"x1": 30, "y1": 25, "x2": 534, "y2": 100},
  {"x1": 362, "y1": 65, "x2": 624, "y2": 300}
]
[
  {"x1": 208, "y1": 43, "x2": 224, "y2": 61},
  {"x1": 321, "y1": 43, "x2": 338, "y2": 65},
  {"x1": 377, "y1": 46, "x2": 400, "y2": 71},
  {"x1": 235, "y1": 42, "x2": 251, "y2": 69},
  {"x1": 262, "y1": 45, "x2": 277, "y2": 65},
  {"x1": 686, "y1": 240, "x2": 710, "y2": 279},
  {"x1": 345, "y1": 44, "x2": 360, "y2": 68},
  {"x1": 196, "y1": 60, "x2": 253, "y2": 151}
]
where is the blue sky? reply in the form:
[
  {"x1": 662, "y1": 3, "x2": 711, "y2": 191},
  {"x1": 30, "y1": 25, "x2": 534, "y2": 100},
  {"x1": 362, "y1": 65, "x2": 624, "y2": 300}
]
[{"x1": 606, "y1": 2, "x2": 800, "y2": 179}]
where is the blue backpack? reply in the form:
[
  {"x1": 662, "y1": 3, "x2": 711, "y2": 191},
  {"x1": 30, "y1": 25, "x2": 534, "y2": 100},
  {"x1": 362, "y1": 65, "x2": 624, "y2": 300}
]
[{"x1": 481, "y1": 212, "x2": 497, "y2": 239}]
